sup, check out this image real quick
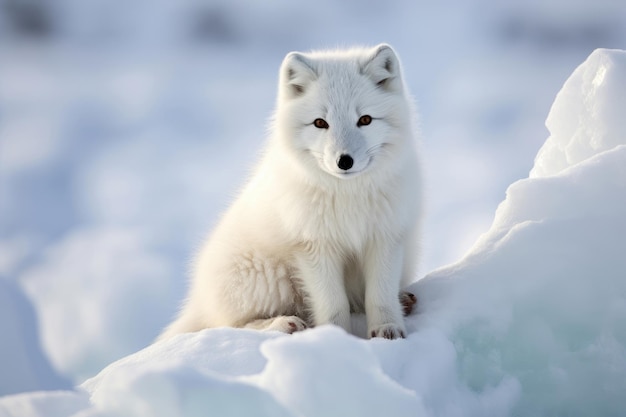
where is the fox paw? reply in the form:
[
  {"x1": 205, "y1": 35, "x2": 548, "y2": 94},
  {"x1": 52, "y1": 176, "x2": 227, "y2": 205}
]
[
  {"x1": 400, "y1": 291, "x2": 418, "y2": 316},
  {"x1": 369, "y1": 324, "x2": 406, "y2": 340},
  {"x1": 269, "y1": 316, "x2": 308, "y2": 334}
]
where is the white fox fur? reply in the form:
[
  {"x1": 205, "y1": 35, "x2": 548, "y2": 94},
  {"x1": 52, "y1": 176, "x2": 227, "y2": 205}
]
[{"x1": 160, "y1": 44, "x2": 421, "y2": 340}]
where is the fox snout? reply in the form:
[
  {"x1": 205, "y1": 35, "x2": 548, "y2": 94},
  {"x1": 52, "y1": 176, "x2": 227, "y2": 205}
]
[
  {"x1": 324, "y1": 129, "x2": 368, "y2": 176},
  {"x1": 323, "y1": 149, "x2": 369, "y2": 178}
]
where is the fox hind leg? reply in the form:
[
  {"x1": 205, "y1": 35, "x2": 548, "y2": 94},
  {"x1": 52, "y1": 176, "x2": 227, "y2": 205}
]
[
  {"x1": 244, "y1": 316, "x2": 308, "y2": 334},
  {"x1": 400, "y1": 291, "x2": 417, "y2": 316}
]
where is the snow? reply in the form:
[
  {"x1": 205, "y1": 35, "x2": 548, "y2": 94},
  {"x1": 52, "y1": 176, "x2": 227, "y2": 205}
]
[
  {"x1": 2, "y1": 1, "x2": 626, "y2": 416},
  {"x1": 413, "y1": 48, "x2": 626, "y2": 416},
  {"x1": 0, "y1": 281, "x2": 70, "y2": 396},
  {"x1": 530, "y1": 49, "x2": 626, "y2": 177},
  {"x1": 0, "y1": 391, "x2": 89, "y2": 417},
  {"x1": 20, "y1": 228, "x2": 176, "y2": 382},
  {"x1": 2, "y1": 42, "x2": 626, "y2": 416}
]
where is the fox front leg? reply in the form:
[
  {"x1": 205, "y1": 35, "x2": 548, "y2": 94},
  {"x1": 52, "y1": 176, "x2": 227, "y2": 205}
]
[
  {"x1": 295, "y1": 247, "x2": 351, "y2": 332},
  {"x1": 364, "y1": 241, "x2": 407, "y2": 339}
]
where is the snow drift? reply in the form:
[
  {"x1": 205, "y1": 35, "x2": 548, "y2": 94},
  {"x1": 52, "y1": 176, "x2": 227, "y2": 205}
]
[
  {"x1": 0, "y1": 281, "x2": 70, "y2": 396},
  {"x1": 1, "y1": 48, "x2": 625, "y2": 417},
  {"x1": 415, "y1": 48, "x2": 626, "y2": 416}
]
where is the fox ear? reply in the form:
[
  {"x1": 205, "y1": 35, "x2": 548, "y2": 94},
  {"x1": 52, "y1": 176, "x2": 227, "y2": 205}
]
[
  {"x1": 362, "y1": 44, "x2": 401, "y2": 92},
  {"x1": 280, "y1": 52, "x2": 317, "y2": 99}
]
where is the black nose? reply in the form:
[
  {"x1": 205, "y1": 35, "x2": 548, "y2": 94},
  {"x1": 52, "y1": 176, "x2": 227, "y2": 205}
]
[{"x1": 337, "y1": 154, "x2": 354, "y2": 171}]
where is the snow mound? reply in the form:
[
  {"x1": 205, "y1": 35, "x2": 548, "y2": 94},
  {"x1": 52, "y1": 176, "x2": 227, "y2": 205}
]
[
  {"x1": 19, "y1": 228, "x2": 177, "y2": 382},
  {"x1": 2, "y1": 48, "x2": 625, "y2": 417},
  {"x1": 76, "y1": 326, "x2": 516, "y2": 417},
  {"x1": 416, "y1": 48, "x2": 626, "y2": 416},
  {"x1": 0, "y1": 281, "x2": 70, "y2": 396},
  {"x1": 530, "y1": 48, "x2": 626, "y2": 177}
]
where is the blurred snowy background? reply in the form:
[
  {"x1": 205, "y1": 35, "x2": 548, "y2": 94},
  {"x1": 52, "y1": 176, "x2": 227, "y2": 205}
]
[{"x1": 1, "y1": 0, "x2": 626, "y2": 395}]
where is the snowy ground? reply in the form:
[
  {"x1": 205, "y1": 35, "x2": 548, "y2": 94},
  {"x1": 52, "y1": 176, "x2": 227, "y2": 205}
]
[{"x1": 1, "y1": 1, "x2": 626, "y2": 416}]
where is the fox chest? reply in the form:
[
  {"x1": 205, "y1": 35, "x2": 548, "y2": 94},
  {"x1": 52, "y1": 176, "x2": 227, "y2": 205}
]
[{"x1": 289, "y1": 186, "x2": 404, "y2": 252}]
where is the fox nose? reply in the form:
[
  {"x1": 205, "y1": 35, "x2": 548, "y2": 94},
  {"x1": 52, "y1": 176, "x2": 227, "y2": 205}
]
[{"x1": 337, "y1": 154, "x2": 354, "y2": 171}]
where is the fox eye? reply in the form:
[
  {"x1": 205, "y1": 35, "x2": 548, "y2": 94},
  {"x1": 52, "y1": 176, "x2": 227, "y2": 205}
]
[
  {"x1": 357, "y1": 115, "x2": 372, "y2": 127},
  {"x1": 313, "y1": 118, "x2": 329, "y2": 129}
]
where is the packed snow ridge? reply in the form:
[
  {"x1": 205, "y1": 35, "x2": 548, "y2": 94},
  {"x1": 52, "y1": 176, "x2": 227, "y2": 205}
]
[{"x1": 2, "y1": 48, "x2": 626, "y2": 417}]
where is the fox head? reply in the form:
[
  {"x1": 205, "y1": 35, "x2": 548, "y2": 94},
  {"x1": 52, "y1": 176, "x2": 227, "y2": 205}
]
[{"x1": 273, "y1": 44, "x2": 414, "y2": 180}]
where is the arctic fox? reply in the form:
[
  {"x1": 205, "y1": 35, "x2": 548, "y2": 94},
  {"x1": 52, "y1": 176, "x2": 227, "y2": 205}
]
[{"x1": 160, "y1": 44, "x2": 421, "y2": 340}]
